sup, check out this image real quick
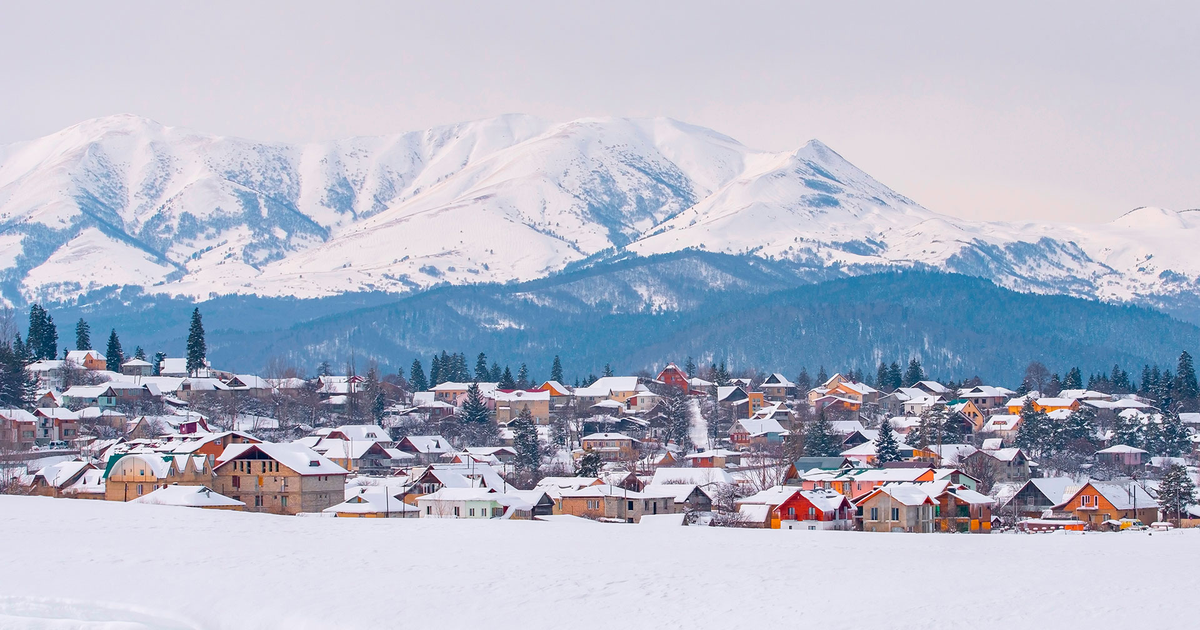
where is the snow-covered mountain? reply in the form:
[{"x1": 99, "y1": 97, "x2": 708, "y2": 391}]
[{"x1": 1, "y1": 114, "x2": 1198, "y2": 319}]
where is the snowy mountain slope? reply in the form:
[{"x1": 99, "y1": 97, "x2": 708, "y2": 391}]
[{"x1": 1, "y1": 114, "x2": 1198, "y2": 320}]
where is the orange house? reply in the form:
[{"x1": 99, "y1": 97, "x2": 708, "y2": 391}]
[
  {"x1": 1033, "y1": 398, "x2": 1081, "y2": 413},
  {"x1": 1052, "y1": 481, "x2": 1158, "y2": 528}
]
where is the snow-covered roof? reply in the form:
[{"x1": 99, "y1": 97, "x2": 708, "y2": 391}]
[
  {"x1": 132, "y1": 484, "x2": 244, "y2": 508},
  {"x1": 828, "y1": 420, "x2": 865, "y2": 433},
  {"x1": 1035, "y1": 397, "x2": 1076, "y2": 407},
  {"x1": 736, "y1": 485, "x2": 800, "y2": 506},
  {"x1": 399, "y1": 435, "x2": 454, "y2": 453},
  {"x1": 982, "y1": 414, "x2": 1020, "y2": 432},
  {"x1": 1056, "y1": 481, "x2": 1158, "y2": 511},
  {"x1": 35, "y1": 407, "x2": 79, "y2": 420},
  {"x1": 573, "y1": 376, "x2": 640, "y2": 397},
  {"x1": 34, "y1": 461, "x2": 91, "y2": 487},
  {"x1": 581, "y1": 432, "x2": 637, "y2": 442},
  {"x1": 863, "y1": 483, "x2": 937, "y2": 506},
  {"x1": 651, "y1": 467, "x2": 736, "y2": 486},
  {"x1": 493, "y1": 389, "x2": 550, "y2": 402},
  {"x1": 733, "y1": 417, "x2": 786, "y2": 436},
  {"x1": 762, "y1": 373, "x2": 795, "y2": 387},
  {"x1": 217, "y1": 443, "x2": 348, "y2": 476},
  {"x1": 915, "y1": 381, "x2": 949, "y2": 394},
  {"x1": 1096, "y1": 444, "x2": 1148, "y2": 454},
  {"x1": 324, "y1": 489, "x2": 419, "y2": 514}
]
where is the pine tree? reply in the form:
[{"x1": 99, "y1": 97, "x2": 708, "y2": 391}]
[
  {"x1": 1112, "y1": 412, "x2": 1144, "y2": 449},
  {"x1": 409, "y1": 359, "x2": 428, "y2": 392},
  {"x1": 550, "y1": 355, "x2": 564, "y2": 383},
  {"x1": 429, "y1": 354, "x2": 442, "y2": 386},
  {"x1": 489, "y1": 362, "x2": 502, "y2": 382},
  {"x1": 152, "y1": 351, "x2": 166, "y2": 376},
  {"x1": 185, "y1": 308, "x2": 206, "y2": 375},
  {"x1": 105, "y1": 329, "x2": 124, "y2": 373},
  {"x1": 903, "y1": 358, "x2": 924, "y2": 388},
  {"x1": 317, "y1": 361, "x2": 333, "y2": 377},
  {"x1": 26, "y1": 305, "x2": 58, "y2": 361},
  {"x1": 1060, "y1": 407, "x2": 1097, "y2": 449},
  {"x1": 795, "y1": 368, "x2": 812, "y2": 394},
  {"x1": 876, "y1": 362, "x2": 890, "y2": 391},
  {"x1": 74, "y1": 318, "x2": 91, "y2": 351},
  {"x1": 662, "y1": 386, "x2": 693, "y2": 452},
  {"x1": 816, "y1": 365, "x2": 828, "y2": 385},
  {"x1": 461, "y1": 382, "x2": 490, "y2": 425},
  {"x1": 1140, "y1": 365, "x2": 1153, "y2": 397},
  {"x1": 0, "y1": 336, "x2": 37, "y2": 407},
  {"x1": 1014, "y1": 400, "x2": 1050, "y2": 457},
  {"x1": 1157, "y1": 463, "x2": 1196, "y2": 525},
  {"x1": 1063, "y1": 367, "x2": 1083, "y2": 390},
  {"x1": 1176, "y1": 351, "x2": 1198, "y2": 407},
  {"x1": 715, "y1": 362, "x2": 731, "y2": 386},
  {"x1": 499, "y1": 366, "x2": 516, "y2": 389},
  {"x1": 474, "y1": 352, "x2": 490, "y2": 382},
  {"x1": 874, "y1": 419, "x2": 902, "y2": 464},
  {"x1": 516, "y1": 363, "x2": 530, "y2": 389},
  {"x1": 684, "y1": 356, "x2": 696, "y2": 379},
  {"x1": 804, "y1": 413, "x2": 839, "y2": 457},
  {"x1": 1157, "y1": 411, "x2": 1190, "y2": 457},
  {"x1": 603, "y1": 363, "x2": 614, "y2": 378},
  {"x1": 887, "y1": 362, "x2": 903, "y2": 390},
  {"x1": 134, "y1": 346, "x2": 146, "y2": 361},
  {"x1": 511, "y1": 407, "x2": 542, "y2": 473},
  {"x1": 577, "y1": 450, "x2": 602, "y2": 477},
  {"x1": 452, "y1": 352, "x2": 468, "y2": 381}
]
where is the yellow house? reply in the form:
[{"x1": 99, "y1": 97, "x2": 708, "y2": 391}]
[{"x1": 104, "y1": 453, "x2": 215, "y2": 502}]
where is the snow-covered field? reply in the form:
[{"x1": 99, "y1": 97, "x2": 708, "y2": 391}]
[{"x1": 1, "y1": 495, "x2": 1193, "y2": 629}]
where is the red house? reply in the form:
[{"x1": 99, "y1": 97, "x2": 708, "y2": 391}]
[
  {"x1": 656, "y1": 363, "x2": 690, "y2": 394},
  {"x1": 775, "y1": 489, "x2": 855, "y2": 530}
]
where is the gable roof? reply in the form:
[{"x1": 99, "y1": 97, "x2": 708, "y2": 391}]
[
  {"x1": 216, "y1": 443, "x2": 347, "y2": 476},
  {"x1": 132, "y1": 484, "x2": 244, "y2": 508}
]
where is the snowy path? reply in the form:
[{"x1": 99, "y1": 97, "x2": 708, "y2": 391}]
[
  {"x1": 1, "y1": 496, "x2": 1196, "y2": 629},
  {"x1": 686, "y1": 397, "x2": 708, "y2": 451}
]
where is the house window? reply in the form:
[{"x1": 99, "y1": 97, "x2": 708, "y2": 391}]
[
  {"x1": 469, "y1": 508, "x2": 476, "y2": 516},
  {"x1": 891, "y1": 507, "x2": 900, "y2": 521},
  {"x1": 280, "y1": 497, "x2": 288, "y2": 508},
  {"x1": 1081, "y1": 495, "x2": 1092, "y2": 506},
  {"x1": 808, "y1": 507, "x2": 816, "y2": 518},
  {"x1": 136, "y1": 484, "x2": 144, "y2": 495},
  {"x1": 788, "y1": 507, "x2": 795, "y2": 516},
  {"x1": 232, "y1": 476, "x2": 240, "y2": 489},
  {"x1": 254, "y1": 496, "x2": 263, "y2": 507},
  {"x1": 453, "y1": 507, "x2": 460, "y2": 517},
  {"x1": 870, "y1": 507, "x2": 879, "y2": 521}
]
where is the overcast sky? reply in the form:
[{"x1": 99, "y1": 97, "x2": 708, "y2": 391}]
[{"x1": 3, "y1": 2, "x2": 1197, "y2": 223}]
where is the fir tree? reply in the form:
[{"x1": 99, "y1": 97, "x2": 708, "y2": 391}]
[
  {"x1": 1176, "y1": 351, "x2": 1198, "y2": 407},
  {"x1": 684, "y1": 356, "x2": 697, "y2": 378},
  {"x1": 511, "y1": 407, "x2": 542, "y2": 473},
  {"x1": 1157, "y1": 463, "x2": 1196, "y2": 525},
  {"x1": 409, "y1": 359, "x2": 428, "y2": 392},
  {"x1": 795, "y1": 368, "x2": 812, "y2": 394},
  {"x1": 1140, "y1": 365, "x2": 1153, "y2": 397},
  {"x1": 1112, "y1": 412, "x2": 1144, "y2": 449},
  {"x1": 474, "y1": 353, "x2": 490, "y2": 382},
  {"x1": 105, "y1": 329, "x2": 124, "y2": 373},
  {"x1": 549, "y1": 413, "x2": 569, "y2": 449},
  {"x1": 499, "y1": 366, "x2": 516, "y2": 389},
  {"x1": 876, "y1": 362, "x2": 890, "y2": 391},
  {"x1": 715, "y1": 362, "x2": 730, "y2": 386},
  {"x1": 1014, "y1": 399, "x2": 1050, "y2": 457},
  {"x1": 1157, "y1": 411, "x2": 1190, "y2": 457},
  {"x1": 603, "y1": 363, "x2": 614, "y2": 378},
  {"x1": 489, "y1": 362, "x2": 502, "y2": 382},
  {"x1": 1063, "y1": 367, "x2": 1083, "y2": 390},
  {"x1": 803, "y1": 413, "x2": 839, "y2": 457},
  {"x1": 185, "y1": 308, "x2": 206, "y2": 375},
  {"x1": 0, "y1": 336, "x2": 37, "y2": 407},
  {"x1": 26, "y1": 304, "x2": 58, "y2": 361},
  {"x1": 75, "y1": 318, "x2": 91, "y2": 351},
  {"x1": 1060, "y1": 407, "x2": 1097, "y2": 449},
  {"x1": 516, "y1": 363, "x2": 530, "y2": 389},
  {"x1": 874, "y1": 419, "x2": 902, "y2": 464},
  {"x1": 461, "y1": 382, "x2": 490, "y2": 425},
  {"x1": 816, "y1": 365, "x2": 828, "y2": 385},
  {"x1": 429, "y1": 354, "x2": 442, "y2": 386},
  {"x1": 152, "y1": 351, "x2": 166, "y2": 376},
  {"x1": 662, "y1": 386, "x2": 693, "y2": 452},
  {"x1": 887, "y1": 362, "x2": 903, "y2": 390},
  {"x1": 903, "y1": 358, "x2": 924, "y2": 388},
  {"x1": 134, "y1": 346, "x2": 146, "y2": 361},
  {"x1": 550, "y1": 355, "x2": 564, "y2": 383},
  {"x1": 577, "y1": 450, "x2": 602, "y2": 477}
]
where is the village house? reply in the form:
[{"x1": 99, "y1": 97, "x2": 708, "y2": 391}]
[
  {"x1": 494, "y1": 389, "x2": 551, "y2": 425},
  {"x1": 739, "y1": 487, "x2": 855, "y2": 530},
  {"x1": 104, "y1": 452, "x2": 215, "y2": 502},
  {"x1": 729, "y1": 417, "x2": 788, "y2": 449},
  {"x1": 580, "y1": 432, "x2": 639, "y2": 461},
  {"x1": 655, "y1": 363, "x2": 691, "y2": 393},
  {"x1": 212, "y1": 443, "x2": 348, "y2": 515},
  {"x1": 931, "y1": 484, "x2": 995, "y2": 533},
  {"x1": 66, "y1": 349, "x2": 107, "y2": 371},
  {"x1": 760, "y1": 373, "x2": 795, "y2": 401},
  {"x1": 396, "y1": 435, "x2": 455, "y2": 463},
  {"x1": 959, "y1": 385, "x2": 1016, "y2": 413},
  {"x1": 31, "y1": 461, "x2": 96, "y2": 498},
  {"x1": 324, "y1": 486, "x2": 421, "y2": 518},
  {"x1": 1051, "y1": 480, "x2": 1159, "y2": 528},
  {"x1": 121, "y1": 358, "x2": 154, "y2": 377},
  {"x1": 856, "y1": 484, "x2": 937, "y2": 533},
  {"x1": 573, "y1": 376, "x2": 643, "y2": 408},
  {"x1": 33, "y1": 407, "x2": 79, "y2": 446},
  {"x1": 416, "y1": 487, "x2": 533, "y2": 519},
  {"x1": 1095, "y1": 444, "x2": 1149, "y2": 469},
  {"x1": 1007, "y1": 477, "x2": 1076, "y2": 518},
  {"x1": 559, "y1": 484, "x2": 674, "y2": 523}
]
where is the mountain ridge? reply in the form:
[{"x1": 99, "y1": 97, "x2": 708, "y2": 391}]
[{"x1": 2, "y1": 114, "x2": 1199, "y2": 323}]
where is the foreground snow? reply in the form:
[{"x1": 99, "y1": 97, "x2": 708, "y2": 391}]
[{"x1": 0, "y1": 496, "x2": 1193, "y2": 629}]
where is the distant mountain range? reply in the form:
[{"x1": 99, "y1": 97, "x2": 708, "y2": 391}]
[{"x1": 2, "y1": 114, "x2": 1200, "y2": 324}]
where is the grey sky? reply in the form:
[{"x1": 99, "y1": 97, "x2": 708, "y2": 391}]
[{"x1": 3, "y1": 1, "x2": 1197, "y2": 223}]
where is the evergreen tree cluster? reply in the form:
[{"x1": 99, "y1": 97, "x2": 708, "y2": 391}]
[{"x1": 25, "y1": 304, "x2": 58, "y2": 361}]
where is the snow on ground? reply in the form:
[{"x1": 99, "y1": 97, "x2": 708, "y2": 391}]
[
  {"x1": 0, "y1": 495, "x2": 1194, "y2": 629},
  {"x1": 686, "y1": 397, "x2": 709, "y2": 451}
]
